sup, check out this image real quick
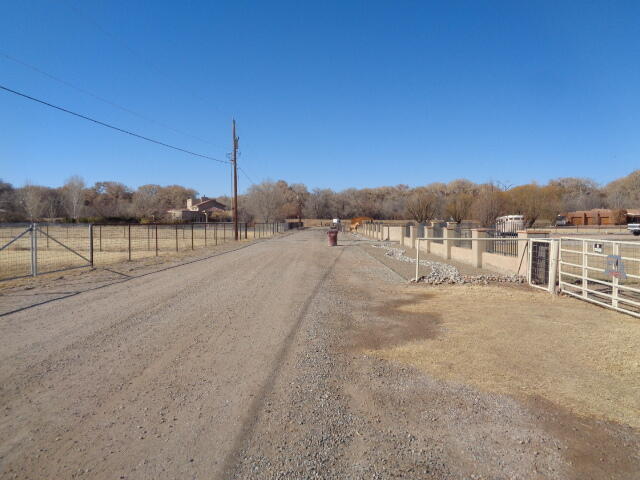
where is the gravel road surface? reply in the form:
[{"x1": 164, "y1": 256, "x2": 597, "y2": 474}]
[{"x1": 1, "y1": 229, "x2": 637, "y2": 479}]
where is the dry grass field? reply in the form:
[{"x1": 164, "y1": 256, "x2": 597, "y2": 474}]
[
  {"x1": 366, "y1": 283, "x2": 640, "y2": 429},
  {"x1": 0, "y1": 223, "x2": 280, "y2": 281}
]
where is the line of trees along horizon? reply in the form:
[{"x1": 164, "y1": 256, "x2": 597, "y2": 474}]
[{"x1": 1, "y1": 170, "x2": 638, "y2": 227}]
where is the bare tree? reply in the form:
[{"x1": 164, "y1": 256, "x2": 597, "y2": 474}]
[
  {"x1": 405, "y1": 188, "x2": 438, "y2": 223},
  {"x1": 549, "y1": 177, "x2": 604, "y2": 212},
  {"x1": 507, "y1": 183, "x2": 563, "y2": 227},
  {"x1": 604, "y1": 170, "x2": 640, "y2": 209},
  {"x1": 85, "y1": 182, "x2": 132, "y2": 218},
  {"x1": 472, "y1": 183, "x2": 507, "y2": 227},
  {"x1": 17, "y1": 182, "x2": 47, "y2": 221},
  {"x1": 132, "y1": 184, "x2": 162, "y2": 219},
  {"x1": 61, "y1": 175, "x2": 86, "y2": 221},
  {"x1": 244, "y1": 180, "x2": 289, "y2": 222},
  {"x1": 287, "y1": 183, "x2": 309, "y2": 221},
  {"x1": 304, "y1": 188, "x2": 334, "y2": 219},
  {"x1": 42, "y1": 188, "x2": 64, "y2": 220}
]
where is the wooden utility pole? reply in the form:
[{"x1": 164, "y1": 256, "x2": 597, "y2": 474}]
[{"x1": 232, "y1": 119, "x2": 239, "y2": 241}]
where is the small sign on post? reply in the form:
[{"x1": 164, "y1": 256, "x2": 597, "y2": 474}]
[
  {"x1": 605, "y1": 255, "x2": 627, "y2": 280},
  {"x1": 593, "y1": 243, "x2": 603, "y2": 254}
]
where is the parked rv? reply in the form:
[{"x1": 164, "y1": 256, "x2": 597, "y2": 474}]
[{"x1": 496, "y1": 215, "x2": 525, "y2": 234}]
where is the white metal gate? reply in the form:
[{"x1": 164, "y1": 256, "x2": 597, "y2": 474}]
[{"x1": 558, "y1": 237, "x2": 640, "y2": 318}]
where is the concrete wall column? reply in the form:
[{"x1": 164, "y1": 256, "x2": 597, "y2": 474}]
[
  {"x1": 400, "y1": 225, "x2": 405, "y2": 246},
  {"x1": 410, "y1": 225, "x2": 416, "y2": 250},
  {"x1": 472, "y1": 228, "x2": 488, "y2": 268},
  {"x1": 425, "y1": 223, "x2": 436, "y2": 254},
  {"x1": 444, "y1": 222, "x2": 457, "y2": 260}
]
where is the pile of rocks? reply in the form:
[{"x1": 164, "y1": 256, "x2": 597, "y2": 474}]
[{"x1": 370, "y1": 243, "x2": 525, "y2": 285}]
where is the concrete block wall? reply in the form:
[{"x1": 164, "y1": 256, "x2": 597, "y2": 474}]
[
  {"x1": 388, "y1": 226, "x2": 403, "y2": 242},
  {"x1": 360, "y1": 221, "x2": 539, "y2": 276}
]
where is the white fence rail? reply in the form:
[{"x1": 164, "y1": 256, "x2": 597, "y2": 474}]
[{"x1": 558, "y1": 237, "x2": 640, "y2": 318}]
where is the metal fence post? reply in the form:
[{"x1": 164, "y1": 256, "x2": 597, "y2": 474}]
[
  {"x1": 175, "y1": 224, "x2": 179, "y2": 252},
  {"x1": 99, "y1": 225, "x2": 102, "y2": 252},
  {"x1": 415, "y1": 238, "x2": 421, "y2": 282},
  {"x1": 30, "y1": 223, "x2": 38, "y2": 276},
  {"x1": 204, "y1": 223, "x2": 207, "y2": 246},
  {"x1": 128, "y1": 224, "x2": 132, "y2": 261},
  {"x1": 89, "y1": 224, "x2": 94, "y2": 267},
  {"x1": 244, "y1": 222, "x2": 247, "y2": 239},
  {"x1": 612, "y1": 242, "x2": 619, "y2": 307},
  {"x1": 548, "y1": 239, "x2": 559, "y2": 295},
  {"x1": 581, "y1": 239, "x2": 587, "y2": 298},
  {"x1": 155, "y1": 224, "x2": 158, "y2": 256},
  {"x1": 191, "y1": 223, "x2": 194, "y2": 250}
]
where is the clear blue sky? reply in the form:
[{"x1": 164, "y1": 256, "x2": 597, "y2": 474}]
[{"x1": 1, "y1": 0, "x2": 638, "y2": 197}]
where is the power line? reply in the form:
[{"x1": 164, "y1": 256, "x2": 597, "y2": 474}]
[
  {"x1": 238, "y1": 165, "x2": 256, "y2": 185},
  {"x1": 0, "y1": 84, "x2": 229, "y2": 164},
  {"x1": 0, "y1": 51, "x2": 221, "y2": 149}
]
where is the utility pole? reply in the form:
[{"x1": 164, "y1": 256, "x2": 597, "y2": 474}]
[{"x1": 232, "y1": 119, "x2": 239, "y2": 241}]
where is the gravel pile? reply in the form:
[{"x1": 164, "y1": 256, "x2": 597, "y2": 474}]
[{"x1": 369, "y1": 242, "x2": 525, "y2": 285}]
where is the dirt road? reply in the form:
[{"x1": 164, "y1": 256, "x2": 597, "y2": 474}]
[{"x1": 1, "y1": 229, "x2": 638, "y2": 479}]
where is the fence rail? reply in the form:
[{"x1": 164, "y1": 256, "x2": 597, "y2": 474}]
[
  {"x1": 0, "y1": 221, "x2": 299, "y2": 282},
  {"x1": 558, "y1": 237, "x2": 640, "y2": 318}
]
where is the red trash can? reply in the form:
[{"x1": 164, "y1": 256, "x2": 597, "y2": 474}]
[{"x1": 327, "y1": 229, "x2": 338, "y2": 246}]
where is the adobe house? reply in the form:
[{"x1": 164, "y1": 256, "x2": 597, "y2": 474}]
[
  {"x1": 565, "y1": 208, "x2": 627, "y2": 226},
  {"x1": 167, "y1": 196, "x2": 227, "y2": 222}
]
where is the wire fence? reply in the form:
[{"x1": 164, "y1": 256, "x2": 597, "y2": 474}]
[{"x1": 0, "y1": 221, "x2": 300, "y2": 282}]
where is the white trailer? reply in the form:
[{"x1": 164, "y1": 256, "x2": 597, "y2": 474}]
[{"x1": 496, "y1": 215, "x2": 525, "y2": 234}]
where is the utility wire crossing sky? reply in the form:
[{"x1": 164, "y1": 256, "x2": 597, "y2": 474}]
[{"x1": 1, "y1": 0, "x2": 638, "y2": 196}]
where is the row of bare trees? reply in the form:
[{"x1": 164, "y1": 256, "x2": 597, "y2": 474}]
[
  {"x1": 1, "y1": 170, "x2": 638, "y2": 226},
  {"x1": 0, "y1": 176, "x2": 197, "y2": 223}
]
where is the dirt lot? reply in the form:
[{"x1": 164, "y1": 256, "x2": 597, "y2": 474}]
[{"x1": 1, "y1": 229, "x2": 638, "y2": 479}]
